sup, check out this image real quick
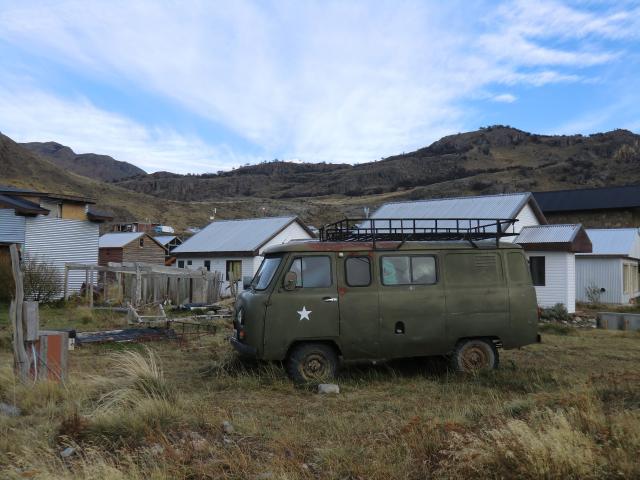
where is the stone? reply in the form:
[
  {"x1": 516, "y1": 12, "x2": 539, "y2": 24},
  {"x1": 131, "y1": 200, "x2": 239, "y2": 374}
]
[
  {"x1": 222, "y1": 420, "x2": 234, "y2": 434},
  {"x1": 317, "y1": 384, "x2": 340, "y2": 394},
  {"x1": 60, "y1": 447, "x2": 76, "y2": 458},
  {"x1": 149, "y1": 444, "x2": 164, "y2": 455},
  {"x1": 0, "y1": 403, "x2": 21, "y2": 417}
]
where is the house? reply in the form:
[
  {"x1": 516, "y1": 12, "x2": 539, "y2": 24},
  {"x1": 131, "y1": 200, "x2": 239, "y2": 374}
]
[
  {"x1": 0, "y1": 184, "x2": 112, "y2": 292},
  {"x1": 534, "y1": 185, "x2": 640, "y2": 228},
  {"x1": 514, "y1": 225, "x2": 592, "y2": 312},
  {"x1": 576, "y1": 229, "x2": 640, "y2": 304},
  {"x1": 111, "y1": 221, "x2": 159, "y2": 233},
  {"x1": 153, "y1": 235, "x2": 183, "y2": 265},
  {"x1": 172, "y1": 216, "x2": 314, "y2": 292},
  {"x1": 371, "y1": 192, "x2": 590, "y2": 312},
  {"x1": 99, "y1": 232, "x2": 166, "y2": 266}
]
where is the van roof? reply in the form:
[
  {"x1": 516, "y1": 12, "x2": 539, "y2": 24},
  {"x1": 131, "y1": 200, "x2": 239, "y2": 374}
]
[{"x1": 263, "y1": 239, "x2": 523, "y2": 255}]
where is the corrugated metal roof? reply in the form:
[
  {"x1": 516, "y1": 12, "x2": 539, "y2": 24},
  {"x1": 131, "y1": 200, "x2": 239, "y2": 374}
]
[
  {"x1": 173, "y1": 216, "x2": 298, "y2": 254},
  {"x1": 514, "y1": 224, "x2": 581, "y2": 244},
  {"x1": 99, "y1": 232, "x2": 144, "y2": 248},
  {"x1": 534, "y1": 185, "x2": 640, "y2": 212},
  {"x1": 153, "y1": 235, "x2": 177, "y2": 245},
  {"x1": 371, "y1": 193, "x2": 532, "y2": 220},
  {"x1": 581, "y1": 228, "x2": 640, "y2": 258}
]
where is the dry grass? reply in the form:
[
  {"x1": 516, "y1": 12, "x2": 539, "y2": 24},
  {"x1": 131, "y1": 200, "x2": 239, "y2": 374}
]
[{"x1": 0, "y1": 306, "x2": 639, "y2": 479}]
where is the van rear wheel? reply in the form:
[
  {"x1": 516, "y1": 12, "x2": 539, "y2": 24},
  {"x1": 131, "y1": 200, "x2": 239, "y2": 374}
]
[
  {"x1": 450, "y1": 339, "x2": 499, "y2": 373},
  {"x1": 285, "y1": 343, "x2": 338, "y2": 383}
]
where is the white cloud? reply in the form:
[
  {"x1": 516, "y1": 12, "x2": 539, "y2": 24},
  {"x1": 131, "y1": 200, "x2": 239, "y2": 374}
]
[
  {"x1": 0, "y1": 0, "x2": 635, "y2": 171},
  {"x1": 0, "y1": 84, "x2": 256, "y2": 173},
  {"x1": 492, "y1": 93, "x2": 517, "y2": 103}
]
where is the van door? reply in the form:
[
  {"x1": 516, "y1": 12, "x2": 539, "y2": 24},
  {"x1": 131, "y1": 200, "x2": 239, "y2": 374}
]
[
  {"x1": 336, "y1": 252, "x2": 380, "y2": 359},
  {"x1": 377, "y1": 253, "x2": 446, "y2": 358},
  {"x1": 443, "y1": 252, "x2": 508, "y2": 345},
  {"x1": 263, "y1": 254, "x2": 340, "y2": 359}
]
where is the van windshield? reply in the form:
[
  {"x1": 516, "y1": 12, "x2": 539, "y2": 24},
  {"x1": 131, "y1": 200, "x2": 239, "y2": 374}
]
[{"x1": 252, "y1": 256, "x2": 282, "y2": 290}]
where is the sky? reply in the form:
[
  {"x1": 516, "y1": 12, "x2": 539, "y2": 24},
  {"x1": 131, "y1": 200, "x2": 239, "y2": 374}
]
[{"x1": 0, "y1": 0, "x2": 638, "y2": 174}]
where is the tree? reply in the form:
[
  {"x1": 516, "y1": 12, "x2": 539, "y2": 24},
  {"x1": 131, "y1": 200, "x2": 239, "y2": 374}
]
[{"x1": 22, "y1": 254, "x2": 62, "y2": 303}]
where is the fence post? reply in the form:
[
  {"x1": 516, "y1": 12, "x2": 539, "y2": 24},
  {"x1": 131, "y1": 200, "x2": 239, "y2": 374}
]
[
  {"x1": 135, "y1": 264, "x2": 142, "y2": 306},
  {"x1": 9, "y1": 244, "x2": 30, "y2": 382},
  {"x1": 63, "y1": 265, "x2": 69, "y2": 300}
]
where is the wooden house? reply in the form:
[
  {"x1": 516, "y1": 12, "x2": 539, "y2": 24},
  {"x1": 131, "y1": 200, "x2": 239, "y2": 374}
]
[{"x1": 99, "y1": 232, "x2": 166, "y2": 266}]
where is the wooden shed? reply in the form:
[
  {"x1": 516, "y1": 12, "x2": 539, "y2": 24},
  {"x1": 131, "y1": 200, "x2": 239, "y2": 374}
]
[{"x1": 99, "y1": 232, "x2": 166, "y2": 266}]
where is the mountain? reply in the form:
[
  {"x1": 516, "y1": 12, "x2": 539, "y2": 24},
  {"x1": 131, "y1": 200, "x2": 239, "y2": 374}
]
[
  {"x1": 114, "y1": 126, "x2": 640, "y2": 202},
  {"x1": 20, "y1": 141, "x2": 146, "y2": 182}
]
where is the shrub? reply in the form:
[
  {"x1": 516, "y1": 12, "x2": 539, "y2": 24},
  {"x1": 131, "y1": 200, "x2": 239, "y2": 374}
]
[
  {"x1": 539, "y1": 303, "x2": 572, "y2": 322},
  {"x1": 22, "y1": 254, "x2": 63, "y2": 303},
  {"x1": 585, "y1": 284, "x2": 602, "y2": 304}
]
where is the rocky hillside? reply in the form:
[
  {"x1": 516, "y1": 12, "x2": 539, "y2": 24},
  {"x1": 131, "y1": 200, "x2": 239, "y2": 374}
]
[
  {"x1": 21, "y1": 141, "x2": 146, "y2": 182},
  {"x1": 115, "y1": 126, "x2": 640, "y2": 201}
]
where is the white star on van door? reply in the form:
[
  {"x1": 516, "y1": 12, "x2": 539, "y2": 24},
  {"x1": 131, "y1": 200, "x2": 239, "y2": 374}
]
[{"x1": 297, "y1": 306, "x2": 312, "y2": 321}]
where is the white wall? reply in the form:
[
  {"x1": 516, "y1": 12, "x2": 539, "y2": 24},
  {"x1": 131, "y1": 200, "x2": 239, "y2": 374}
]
[
  {"x1": 526, "y1": 251, "x2": 575, "y2": 313},
  {"x1": 504, "y1": 203, "x2": 541, "y2": 242},
  {"x1": 576, "y1": 257, "x2": 623, "y2": 304},
  {"x1": 24, "y1": 215, "x2": 99, "y2": 293}
]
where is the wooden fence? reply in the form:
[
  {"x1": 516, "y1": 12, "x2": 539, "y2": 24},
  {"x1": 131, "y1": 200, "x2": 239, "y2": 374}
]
[{"x1": 64, "y1": 262, "x2": 222, "y2": 307}]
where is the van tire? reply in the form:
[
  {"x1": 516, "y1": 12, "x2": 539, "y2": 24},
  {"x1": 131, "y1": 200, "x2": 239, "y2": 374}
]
[
  {"x1": 450, "y1": 339, "x2": 499, "y2": 373},
  {"x1": 285, "y1": 343, "x2": 338, "y2": 383}
]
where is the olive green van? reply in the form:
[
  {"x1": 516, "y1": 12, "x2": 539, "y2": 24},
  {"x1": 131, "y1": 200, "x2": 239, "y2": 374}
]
[{"x1": 231, "y1": 219, "x2": 540, "y2": 382}]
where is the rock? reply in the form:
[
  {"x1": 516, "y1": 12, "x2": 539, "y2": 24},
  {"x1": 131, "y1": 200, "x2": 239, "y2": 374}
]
[
  {"x1": 317, "y1": 384, "x2": 340, "y2": 394},
  {"x1": 222, "y1": 420, "x2": 234, "y2": 434},
  {"x1": 0, "y1": 403, "x2": 21, "y2": 417},
  {"x1": 60, "y1": 447, "x2": 76, "y2": 458},
  {"x1": 149, "y1": 444, "x2": 164, "y2": 455}
]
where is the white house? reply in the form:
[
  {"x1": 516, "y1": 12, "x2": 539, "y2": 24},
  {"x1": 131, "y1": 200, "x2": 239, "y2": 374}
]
[
  {"x1": 371, "y1": 192, "x2": 591, "y2": 313},
  {"x1": 172, "y1": 216, "x2": 314, "y2": 293},
  {"x1": 0, "y1": 184, "x2": 111, "y2": 293},
  {"x1": 576, "y1": 229, "x2": 640, "y2": 304},
  {"x1": 514, "y1": 224, "x2": 592, "y2": 312}
]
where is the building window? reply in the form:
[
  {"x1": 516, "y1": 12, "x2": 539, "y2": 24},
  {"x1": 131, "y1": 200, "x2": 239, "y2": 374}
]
[
  {"x1": 139, "y1": 237, "x2": 144, "y2": 247},
  {"x1": 226, "y1": 260, "x2": 242, "y2": 281},
  {"x1": 623, "y1": 264, "x2": 638, "y2": 294},
  {"x1": 529, "y1": 256, "x2": 546, "y2": 286},
  {"x1": 178, "y1": 260, "x2": 184, "y2": 268},
  {"x1": 204, "y1": 260, "x2": 211, "y2": 271}
]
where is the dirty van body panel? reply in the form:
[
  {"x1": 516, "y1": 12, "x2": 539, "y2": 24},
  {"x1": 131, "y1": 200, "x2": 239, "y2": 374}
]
[
  {"x1": 378, "y1": 252, "x2": 447, "y2": 358},
  {"x1": 443, "y1": 252, "x2": 509, "y2": 346},
  {"x1": 504, "y1": 251, "x2": 539, "y2": 348},
  {"x1": 336, "y1": 252, "x2": 380, "y2": 359},
  {"x1": 262, "y1": 253, "x2": 340, "y2": 361}
]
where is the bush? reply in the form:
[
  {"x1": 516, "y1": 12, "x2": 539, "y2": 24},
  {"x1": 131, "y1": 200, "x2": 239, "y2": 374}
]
[
  {"x1": 585, "y1": 284, "x2": 602, "y2": 304},
  {"x1": 22, "y1": 254, "x2": 63, "y2": 303},
  {"x1": 539, "y1": 304, "x2": 572, "y2": 323}
]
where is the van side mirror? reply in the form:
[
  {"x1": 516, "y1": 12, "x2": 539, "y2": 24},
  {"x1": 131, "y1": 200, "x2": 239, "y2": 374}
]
[
  {"x1": 243, "y1": 276, "x2": 252, "y2": 289},
  {"x1": 283, "y1": 271, "x2": 297, "y2": 291}
]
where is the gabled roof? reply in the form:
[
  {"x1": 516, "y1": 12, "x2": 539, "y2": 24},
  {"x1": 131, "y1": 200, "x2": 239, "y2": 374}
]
[
  {"x1": 173, "y1": 216, "x2": 312, "y2": 256},
  {"x1": 514, "y1": 224, "x2": 592, "y2": 253},
  {"x1": 371, "y1": 192, "x2": 547, "y2": 223},
  {"x1": 534, "y1": 185, "x2": 640, "y2": 213},
  {"x1": 100, "y1": 232, "x2": 144, "y2": 248},
  {"x1": 0, "y1": 194, "x2": 49, "y2": 215},
  {"x1": 153, "y1": 235, "x2": 178, "y2": 245},
  {"x1": 579, "y1": 228, "x2": 640, "y2": 259}
]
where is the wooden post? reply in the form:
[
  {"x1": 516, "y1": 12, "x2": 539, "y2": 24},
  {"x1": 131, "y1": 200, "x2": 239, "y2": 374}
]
[
  {"x1": 85, "y1": 268, "x2": 89, "y2": 304},
  {"x1": 103, "y1": 271, "x2": 108, "y2": 303},
  {"x1": 135, "y1": 264, "x2": 142, "y2": 306},
  {"x1": 89, "y1": 267, "x2": 94, "y2": 308},
  {"x1": 63, "y1": 265, "x2": 69, "y2": 300},
  {"x1": 9, "y1": 244, "x2": 30, "y2": 382}
]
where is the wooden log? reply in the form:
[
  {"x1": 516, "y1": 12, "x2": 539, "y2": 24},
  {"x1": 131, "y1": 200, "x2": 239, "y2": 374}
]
[{"x1": 9, "y1": 244, "x2": 30, "y2": 382}]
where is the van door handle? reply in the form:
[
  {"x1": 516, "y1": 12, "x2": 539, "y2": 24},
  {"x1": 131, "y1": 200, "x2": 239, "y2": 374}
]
[{"x1": 323, "y1": 297, "x2": 338, "y2": 302}]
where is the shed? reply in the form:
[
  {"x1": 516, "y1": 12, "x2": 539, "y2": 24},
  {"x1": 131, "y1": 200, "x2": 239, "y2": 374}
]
[
  {"x1": 514, "y1": 224, "x2": 591, "y2": 313},
  {"x1": 371, "y1": 193, "x2": 588, "y2": 312},
  {"x1": 172, "y1": 216, "x2": 314, "y2": 293},
  {"x1": 576, "y1": 229, "x2": 640, "y2": 304},
  {"x1": 99, "y1": 232, "x2": 166, "y2": 266}
]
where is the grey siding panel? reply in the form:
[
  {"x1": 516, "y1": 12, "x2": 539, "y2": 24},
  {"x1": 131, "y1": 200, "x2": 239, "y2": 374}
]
[
  {"x1": 0, "y1": 209, "x2": 26, "y2": 244},
  {"x1": 576, "y1": 257, "x2": 622, "y2": 304},
  {"x1": 24, "y1": 216, "x2": 99, "y2": 293}
]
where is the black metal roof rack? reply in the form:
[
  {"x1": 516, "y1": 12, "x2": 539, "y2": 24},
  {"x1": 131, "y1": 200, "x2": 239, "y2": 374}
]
[{"x1": 319, "y1": 217, "x2": 518, "y2": 248}]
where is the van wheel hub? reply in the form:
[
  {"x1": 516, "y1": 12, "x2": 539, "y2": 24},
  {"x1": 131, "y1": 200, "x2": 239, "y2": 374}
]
[
  {"x1": 303, "y1": 354, "x2": 328, "y2": 378},
  {"x1": 461, "y1": 345, "x2": 489, "y2": 370}
]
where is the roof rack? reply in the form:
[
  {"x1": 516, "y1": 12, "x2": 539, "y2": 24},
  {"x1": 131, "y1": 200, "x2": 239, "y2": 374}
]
[{"x1": 319, "y1": 218, "x2": 518, "y2": 248}]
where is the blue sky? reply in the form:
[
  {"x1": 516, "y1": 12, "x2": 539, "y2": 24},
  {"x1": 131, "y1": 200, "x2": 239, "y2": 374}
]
[{"x1": 0, "y1": 0, "x2": 638, "y2": 174}]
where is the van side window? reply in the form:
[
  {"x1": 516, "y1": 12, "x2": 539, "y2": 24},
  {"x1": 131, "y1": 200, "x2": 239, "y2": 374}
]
[
  {"x1": 345, "y1": 256, "x2": 371, "y2": 286},
  {"x1": 381, "y1": 256, "x2": 436, "y2": 285},
  {"x1": 289, "y1": 256, "x2": 332, "y2": 288},
  {"x1": 445, "y1": 253, "x2": 503, "y2": 285},
  {"x1": 507, "y1": 252, "x2": 530, "y2": 283}
]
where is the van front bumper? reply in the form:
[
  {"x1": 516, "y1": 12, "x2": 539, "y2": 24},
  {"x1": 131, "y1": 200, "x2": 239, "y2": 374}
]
[{"x1": 230, "y1": 336, "x2": 257, "y2": 357}]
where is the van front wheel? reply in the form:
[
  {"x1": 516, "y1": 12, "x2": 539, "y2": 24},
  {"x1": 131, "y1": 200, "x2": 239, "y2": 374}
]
[
  {"x1": 450, "y1": 339, "x2": 499, "y2": 373},
  {"x1": 285, "y1": 343, "x2": 338, "y2": 383}
]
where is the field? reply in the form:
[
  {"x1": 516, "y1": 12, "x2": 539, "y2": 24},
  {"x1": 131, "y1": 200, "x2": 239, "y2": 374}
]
[{"x1": 1, "y1": 304, "x2": 640, "y2": 479}]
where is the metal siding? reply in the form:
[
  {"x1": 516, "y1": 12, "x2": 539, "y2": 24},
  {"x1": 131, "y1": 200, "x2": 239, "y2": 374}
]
[
  {"x1": 514, "y1": 224, "x2": 580, "y2": 243},
  {"x1": 0, "y1": 208, "x2": 26, "y2": 244},
  {"x1": 173, "y1": 216, "x2": 299, "y2": 254},
  {"x1": 576, "y1": 257, "x2": 623, "y2": 304},
  {"x1": 24, "y1": 216, "x2": 99, "y2": 293},
  {"x1": 526, "y1": 251, "x2": 573, "y2": 312}
]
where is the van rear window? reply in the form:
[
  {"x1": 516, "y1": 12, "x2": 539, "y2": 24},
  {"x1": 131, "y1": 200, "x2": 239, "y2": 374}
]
[{"x1": 381, "y1": 256, "x2": 437, "y2": 285}]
